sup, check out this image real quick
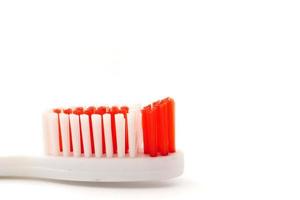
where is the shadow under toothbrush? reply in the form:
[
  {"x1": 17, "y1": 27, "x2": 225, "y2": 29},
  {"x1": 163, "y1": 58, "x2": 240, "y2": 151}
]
[{"x1": 1, "y1": 176, "x2": 186, "y2": 189}]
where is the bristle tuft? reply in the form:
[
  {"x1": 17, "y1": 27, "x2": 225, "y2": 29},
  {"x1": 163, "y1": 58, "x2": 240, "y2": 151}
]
[{"x1": 43, "y1": 98, "x2": 176, "y2": 158}]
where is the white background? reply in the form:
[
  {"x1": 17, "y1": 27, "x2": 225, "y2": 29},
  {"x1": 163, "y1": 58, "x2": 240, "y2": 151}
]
[{"x1": 0, "y1": 0, "x2": 300, "y2": 199}]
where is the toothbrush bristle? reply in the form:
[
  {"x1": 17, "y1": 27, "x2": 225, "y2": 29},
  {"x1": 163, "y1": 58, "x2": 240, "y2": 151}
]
[{"x1": 44, "y1": 97, "x2": 176, "y2": 158}]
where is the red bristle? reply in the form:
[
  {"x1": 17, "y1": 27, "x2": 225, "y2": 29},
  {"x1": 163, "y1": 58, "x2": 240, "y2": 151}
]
[
  {"x1": 153, "y1": 101, "x2": 169, "y2": 155},
  {"x1": 143, "y1": 105, "x2": 152, "y2": 154},
  {"x1": 110, "y1": 106, "x2": 119, "y2": 154},
  {"x1": 154, "y1": 103, "x2": 166, "y2": 156},
  {"x1": 153, "y1": 101, "x2": 160, "y2": 106},
  {"x1": 111, "y1": 106, "x2": 120, "y2": 113},
  {"x1": 148, "y1": 107, "x2": 158, "y2": 157},
  {"x1": 73, "y1": 107, "x2": 84, "y2": 154},
  {"x1": 154, "y1": 104, "x2": 162, "y2": 154},
  {"x1": 87, "y1": 106, "x2": 96, "y2": 112},
  {"x1": 96, "y1": 106, "x2": 107, "y2": 153},
  {"x1": 69, "y1": 121, "x2": 73, "y2": 152},
  {"x1": 159, "y1": 102, "x2": 169, "y2": 155},
  {"x1": 75, "y1": 107, "x2": 84, "y2": 112},
  {"x1": 145, "y1": 104, "x2": 151, "y2": 110},
  {"x1": 142, "y1": 107, "x2": 150, "y2": 154},
  {"x1": 162, "y1": 97, "x2": 176, "y2": 152},
  {"x1": 120, "y1": 106, "x2": 129, "y2": 113},
  {"x1": 84, "y1": 107, "x2": 96, "y2": 154},
  {"x1": 53, "y1": 108, "x2": 63, "y2": 152},
  {"x1": 53, "y1": 108, "x2": 61, "y2": 114},
  {"x1": 121, "y1": 106, "x2": 129, "y2": 153},
  {"x1": 63, "y1": 108, "x2": 72, "y2": 114},
  {"x1": 95, "y1": 106, "x2": 106, "y2": 115},
  {"x1": 168, "y1": 98, "x2": 176, "y2": 152},
  {"x1": 73, "y1": 108, "x2": 83, "y2": 115}
]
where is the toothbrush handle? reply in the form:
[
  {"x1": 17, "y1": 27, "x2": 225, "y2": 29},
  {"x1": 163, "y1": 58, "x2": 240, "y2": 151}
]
[{"x1": 0, "y1": 152, "x2": 184, "y2": 182}]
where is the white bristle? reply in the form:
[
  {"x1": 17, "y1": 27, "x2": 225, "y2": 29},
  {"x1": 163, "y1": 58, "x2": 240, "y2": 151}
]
[
  {"x1": 128, "y1": 112, "x2": 137, "y2": 157},
  {"x1": 135, "y1": 109, "x2": 144, "y2": 153},
  {"x1": 48, "y1": 113, "x2": 60, "y2": 156},
  {"x1": 59, "y1": 113, "x2": 71, "y2": 156},
  {"x1": 69, "y1": 114, "x2": 81, "y2": 157},
  {"x1": 129, "y1": 104, "x2": 142, "y2": 112},
  {"x1": 42, "y1": 112, "x2": 50, "y2": 155},
  {"x1": 80, "y1": 114, "x2": 92, "y2": 157},
  {"x1": 115, "y1": 114, "x2": 125, "y2": 158},
  {"x1": 103, "y1": 114, "x2": 113, "y2": 158},
  {"x1": 91, "y1": 114, "x2": 103, "y2": 158},
  {"x1": 129, "y1": 105, "x2": 143, "y2": 153}
]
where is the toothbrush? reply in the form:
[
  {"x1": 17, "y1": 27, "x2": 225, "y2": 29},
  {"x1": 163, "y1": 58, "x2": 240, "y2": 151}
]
[{"x1": 0, "y1": 97, "x2": 184, "y2": 182}]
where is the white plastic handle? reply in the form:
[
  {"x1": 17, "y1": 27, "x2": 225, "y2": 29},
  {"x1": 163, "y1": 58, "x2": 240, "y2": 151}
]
[{"x1": 0, "y1": 151, "x2": 184, "y2": 182}]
